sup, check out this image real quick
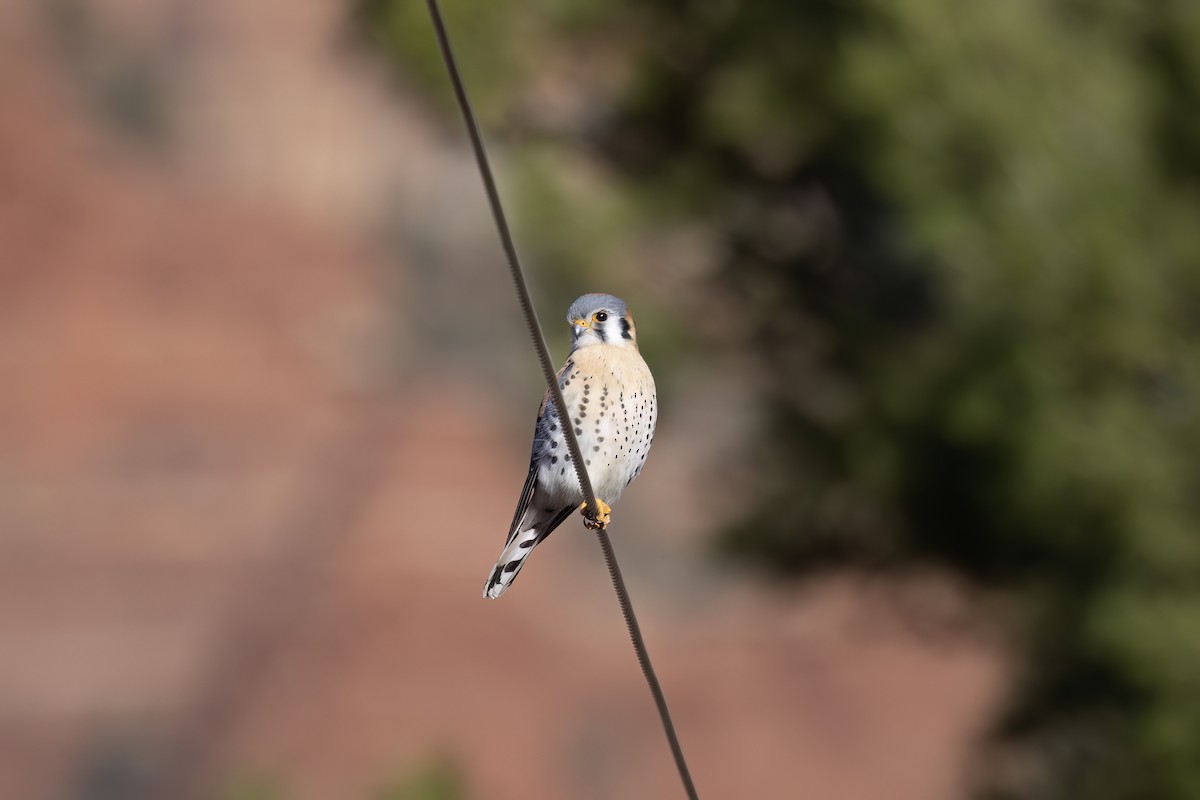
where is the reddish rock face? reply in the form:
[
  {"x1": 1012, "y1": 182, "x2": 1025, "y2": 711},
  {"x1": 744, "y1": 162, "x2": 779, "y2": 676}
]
[{"x1": 0, "y1": 6, "x2": 1007, "y2": 800}]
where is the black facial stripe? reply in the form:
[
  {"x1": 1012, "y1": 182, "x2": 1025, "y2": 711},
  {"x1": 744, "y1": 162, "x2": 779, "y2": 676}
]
[
  {"x1": 619, "y1": 316, "x2": 632, "y2": 340},
  {"x1": 595, "y1": 322, "x2": 607, "y2": 343}
]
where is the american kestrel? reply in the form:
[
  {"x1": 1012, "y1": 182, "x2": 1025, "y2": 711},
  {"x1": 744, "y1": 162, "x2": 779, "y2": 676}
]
[{"x1": 484, "y1": 293, "x2": 657, "y2": 598}]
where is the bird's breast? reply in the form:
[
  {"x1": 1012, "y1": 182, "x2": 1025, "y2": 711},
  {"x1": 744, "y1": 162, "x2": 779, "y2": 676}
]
[{"x1": 538, "y1": 344, "x2": 657, "y2": 505}]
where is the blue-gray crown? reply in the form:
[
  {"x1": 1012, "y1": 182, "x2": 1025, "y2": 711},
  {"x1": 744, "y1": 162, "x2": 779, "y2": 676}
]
[{"x1": 566, "y1": 293, "x2": 628, "y2": 323}]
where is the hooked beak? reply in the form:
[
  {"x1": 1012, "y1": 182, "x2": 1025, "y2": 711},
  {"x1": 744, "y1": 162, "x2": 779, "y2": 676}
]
[{"x1": 572, "y1": 318, "x2": 591, "y2": 332}]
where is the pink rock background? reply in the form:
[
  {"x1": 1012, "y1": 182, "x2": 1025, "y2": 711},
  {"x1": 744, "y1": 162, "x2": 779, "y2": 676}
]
[{"x1": 0, "y1": 3, "x2": 1007, "y2": 798}]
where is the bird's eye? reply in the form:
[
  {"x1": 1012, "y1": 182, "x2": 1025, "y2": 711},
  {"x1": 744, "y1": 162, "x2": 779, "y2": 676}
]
[{"x1": 595, "y1": 311, "x2": 609, "y2": 323}]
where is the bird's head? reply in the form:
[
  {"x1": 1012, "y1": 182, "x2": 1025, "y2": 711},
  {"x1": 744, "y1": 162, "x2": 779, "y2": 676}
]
[{"x1": 567, "y1": 293, "x2": 637, "y2": 351}]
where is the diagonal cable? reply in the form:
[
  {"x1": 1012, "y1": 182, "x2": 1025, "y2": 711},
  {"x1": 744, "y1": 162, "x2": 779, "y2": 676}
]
[{"x1": 422, "y1": 3, "x2": 699, "y2": 798}]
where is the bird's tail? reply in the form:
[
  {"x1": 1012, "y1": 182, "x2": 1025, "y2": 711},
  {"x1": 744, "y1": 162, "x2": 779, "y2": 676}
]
[{"x1": 483, "y1": 505, "x2": 573, "y2": 599}]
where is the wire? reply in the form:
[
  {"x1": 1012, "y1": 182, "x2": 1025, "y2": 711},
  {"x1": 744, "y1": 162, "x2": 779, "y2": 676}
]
[
  {"x1": 422, "y1": 3, "x2": 699, "y2": 798},
  {"x1": 423, "y1": 0, "x2": 592, "y2": 505}
]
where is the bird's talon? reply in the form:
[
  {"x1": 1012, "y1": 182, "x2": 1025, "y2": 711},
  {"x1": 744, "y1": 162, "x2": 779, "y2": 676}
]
[{"x1": 580, "y1": 499, "x2": 612, "y2": 530}]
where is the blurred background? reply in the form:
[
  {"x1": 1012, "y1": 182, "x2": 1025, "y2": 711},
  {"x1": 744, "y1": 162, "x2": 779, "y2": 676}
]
[{"x1": 2, "y1": 0, "x2": 1198, "y2": 798}]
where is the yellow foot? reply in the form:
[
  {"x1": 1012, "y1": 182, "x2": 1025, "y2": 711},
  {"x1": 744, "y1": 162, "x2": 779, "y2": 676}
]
[{"x1": 580, "y1": 499, "x2": 612, "y2": 531}]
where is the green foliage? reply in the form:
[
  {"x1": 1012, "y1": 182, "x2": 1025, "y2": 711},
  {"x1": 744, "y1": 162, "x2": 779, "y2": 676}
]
[
  {"x1": 356, "y1": 1, "x2": 1200, "y2": 798},
  {"x1": 218, "y1": 759, "x2": 466, "y2": 800},
  {"x1": 221, "y1": 772, "x2": 287, "y2": 800},
  {"x1": 372, "y1": 758, "x2": 465, "y2": 800}
]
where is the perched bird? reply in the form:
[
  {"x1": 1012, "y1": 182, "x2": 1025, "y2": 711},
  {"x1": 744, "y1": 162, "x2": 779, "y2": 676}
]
[{"x1": 484, "y1": 293, "x2": 657, "y2": 599}]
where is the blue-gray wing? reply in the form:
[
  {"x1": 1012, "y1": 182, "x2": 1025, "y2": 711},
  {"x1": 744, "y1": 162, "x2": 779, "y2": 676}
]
[
  {"x1": 484, "y1": 359, "x2": 579, "y2": 597},
  {"x1": 501, "y1": 358, "x2": 575, "y2": 548},
  {"x1": 529, "y1": 357, "x2": 574, "y2": 463}
]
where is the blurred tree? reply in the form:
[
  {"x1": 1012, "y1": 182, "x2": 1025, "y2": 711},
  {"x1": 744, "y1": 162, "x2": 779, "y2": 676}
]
[{"x1": 357, "y1": 1, "x2": 1200, "y2": 798}]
